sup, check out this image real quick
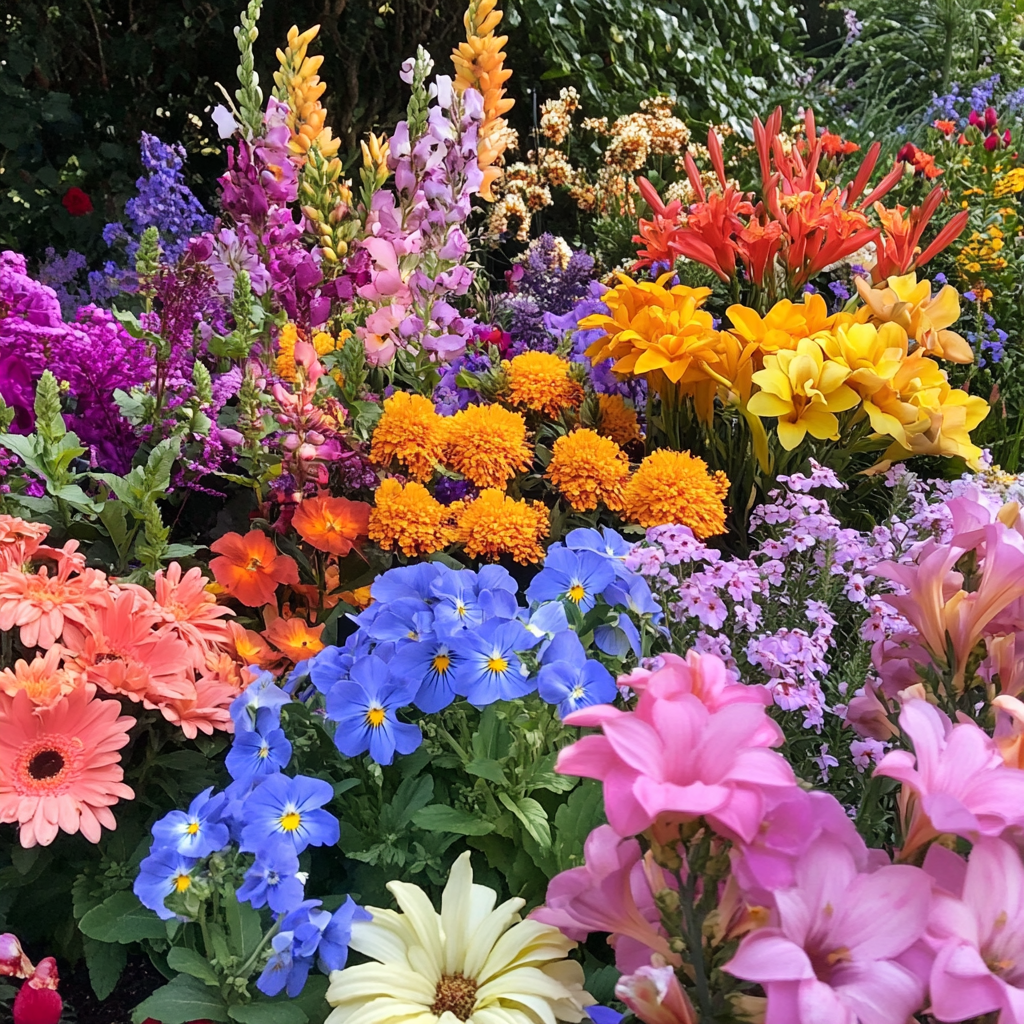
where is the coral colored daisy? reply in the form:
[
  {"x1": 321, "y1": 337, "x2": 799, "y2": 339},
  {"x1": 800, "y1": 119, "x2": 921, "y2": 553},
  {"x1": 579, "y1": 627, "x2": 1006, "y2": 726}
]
[
  {"x1": 264, "y1": 616, "x2": 325, "y2": 664},
  {"x1": 442, "y1": 404, "x2": 533, "y2": 488},
  {"x1": 0, "y1": 557, "x2": 109, "y2": 650},
  {"x1": 155, "y1": 675, "x2": 238, "y2": 740},
  {"x1": 621, "y1": 449, "x2": 730, "y2": 537},
  {"x1": 597, "y1": 393, "x2": 642, "y2": 445},
  {"x1": 0, "y1": 647, "x2": 76, "y2": 708},
  {"x1": 503, "y1": 351, "x2": 585, "y2": 418},
  {"x1": 69, "y1": 590, "x2": 195, "y2": 706},
  {"x1": 0, "y1": 515, "x2": 50, "y2": 572},
  {"x1": 0, "y1": 687, "x2": 135, "y2": 847},
  {"x1": 370, "y1": 393, "x2": 447, "y2": 482},
  {"x1": 292, "y1": 495, "x2": 371, "y2": 557},
  {"x1": 547, "y1": 429, "x2": 630, "y2": 512},
  {"x1": 210, "y1": 530, "x2": 299, "y2": 608},
  {"x1": 153, "y1": 562, "x2": 234, "y2": 667},
  {"x1": 368, "y1": 479, "x2": 455, "y2": 557},
  {"x1": 454, "y1": 489, "x2": 550, "y2": 564}
]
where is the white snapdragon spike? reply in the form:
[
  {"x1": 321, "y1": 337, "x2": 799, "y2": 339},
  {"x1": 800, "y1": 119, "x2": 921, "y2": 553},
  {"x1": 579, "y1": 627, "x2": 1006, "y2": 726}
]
[{"x1": 326, "y1": 851, "x2": 594, "y2": 1024}]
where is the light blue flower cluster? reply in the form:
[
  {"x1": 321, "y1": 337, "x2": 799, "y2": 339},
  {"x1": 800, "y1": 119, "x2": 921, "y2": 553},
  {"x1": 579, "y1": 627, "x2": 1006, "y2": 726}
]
[
  {"x1": 303, "y1": 528, "x2": 662, "y2": 763},
  {"x1": 134, "y1": 673, "x2": 365, "y2": 998}
]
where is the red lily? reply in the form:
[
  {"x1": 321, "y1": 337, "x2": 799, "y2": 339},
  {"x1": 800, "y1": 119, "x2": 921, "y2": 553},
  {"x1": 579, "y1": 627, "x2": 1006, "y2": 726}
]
[{"x1": 872, "y1": 187, "x2": 970, "y2": 280}]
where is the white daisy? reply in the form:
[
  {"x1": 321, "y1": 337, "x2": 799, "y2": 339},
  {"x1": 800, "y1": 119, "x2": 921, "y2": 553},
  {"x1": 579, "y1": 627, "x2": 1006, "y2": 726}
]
[{"x1": 326, "y1": 851, "x2": 594, "y2": 1024}]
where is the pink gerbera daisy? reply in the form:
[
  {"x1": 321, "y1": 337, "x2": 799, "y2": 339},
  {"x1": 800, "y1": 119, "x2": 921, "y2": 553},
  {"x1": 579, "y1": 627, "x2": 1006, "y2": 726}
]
[
  {"x1": 155, "y1": 675, "x2": 238, "y2": 739},
  {"x1": 0, "y1": 647, "x2": 77, "y2": 708},
  {"x1": 0, "y1": 687, "x2": 135, "y2": 847},
  {"x1": 153, "y1": 563, "x2": 234, "y2": 668},
  {"x1": 0, "y1": 515, "x2": 51, "y2": 572}
]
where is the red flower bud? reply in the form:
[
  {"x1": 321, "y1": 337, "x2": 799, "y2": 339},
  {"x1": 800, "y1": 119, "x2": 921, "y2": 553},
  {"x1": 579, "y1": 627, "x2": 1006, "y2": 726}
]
[
  {"x1": 986, "y1": 106, "x2": 999, "y2": 130},
  {"x1": 61, "y1": 187, "x2": 93, "y2": 217}
]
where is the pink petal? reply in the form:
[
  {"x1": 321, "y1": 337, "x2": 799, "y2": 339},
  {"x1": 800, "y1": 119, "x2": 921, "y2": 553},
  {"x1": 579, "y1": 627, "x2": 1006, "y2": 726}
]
[{"x1": 725, "y1": 931, "x2": 815, "y2": 984}]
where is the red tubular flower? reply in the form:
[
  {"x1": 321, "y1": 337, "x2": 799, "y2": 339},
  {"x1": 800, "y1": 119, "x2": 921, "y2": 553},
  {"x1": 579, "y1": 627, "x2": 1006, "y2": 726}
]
[{"x1": 872, "y1": 187, "x2": 970, "y2": 280}]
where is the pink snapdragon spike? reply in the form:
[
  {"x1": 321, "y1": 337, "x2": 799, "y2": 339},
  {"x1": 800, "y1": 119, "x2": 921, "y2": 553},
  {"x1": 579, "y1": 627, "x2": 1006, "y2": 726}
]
[
  {"x1": 928, "y1": 838, "x2": 1024, "y2": 1023},
  {"x1": 559, "y1": 653, "x2": 796, "y2": 843},
  {"x1": 874, "y1": 700, "x2": 1024, "y2": 859},
  {"x1": 615, "y1": 965, "x2": 697, "y2": 1024},
  {"x1": 530, "y1": 825, "x2": 675, "y2": 973},
  {"x1": 725, "y1": 836, "x2": 932, "y2": 1024}
]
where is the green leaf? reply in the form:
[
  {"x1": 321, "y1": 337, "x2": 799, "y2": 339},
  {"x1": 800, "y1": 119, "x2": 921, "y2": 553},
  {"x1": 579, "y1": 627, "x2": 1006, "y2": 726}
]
[
  {"x1": 84, "y1": 937, "x2": 127, "y2": 1001},
  {"x1": 166, "y1": 946, "x2": 220, "y2": 986},
  {"x1": 465, "y1": 758, "x2": 507, "y2": 785},
  {"x1": 498, "y1": 793, "x2": 551, "y2": 850},
  {"x1": 225, "y1": 889, "x2": 263, "y2": 960},
  {"x1": 146, "y1": 436, "x2": 182, "y2": 493},
  {"x1": 80, "y1": 890, "x2": 169, "y2": 943},
  {"x1": 553, "y1": 780, "x2": 606, "y2": 870},
  {"x1": 132, "y1": 973, "x2": 230, "y2": 1024},
  {"x1": 228, "y1": 1002, "x2": 308, "y2": 1024},
  {"x1": 412, "y1": 805, "x2": 496, "y2": 836}
]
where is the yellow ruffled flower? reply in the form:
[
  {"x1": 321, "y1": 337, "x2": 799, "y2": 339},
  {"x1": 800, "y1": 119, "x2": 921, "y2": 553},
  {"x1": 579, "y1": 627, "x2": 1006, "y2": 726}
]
[
  {"x1": 451, "y1": 0, "x2": 516, "y2": 201},
  {"x1": 596, "y1": 393, "x2": 642, "y2": 445},
  {"x1": 368, "y1": 479, "x2": 454, "y2": 557},
  {"x1": 856, "y1": 273, "x2": 973, "y2": 364},
  {"x1": 453, "y1": 489, "x2": 549, "y2": 564},
  {"x1": 817, "y1": 321, "x2": 909, "y2": 398},
  {"x1": 727, "y1": 293, "x2": 848, "y2": 354},
  {"x1": 503, "y1": 351, "x2": 584, "y2": 417},
  {"x1": 442, "y1": 404, "x2": 532, "y2": 488},
  {"x1": 880, "y1": 383, "x2": 989, "y2": 468},
  {"x1": 747, "y1": 338, "x2": 860, "y2": 450},
  {"x1": 621, "y1": 449, "x2": 729, "y2": 536},
  {"x1": 273, "y1": 25, "x2": 340, "y2": 161},
  {"x1": 581, "y1": 274, "x2": 718, "y2": 384},
  {"x1": 370, "y1": 393, "x2": 446, "y2": 482},
  {"x1": 546, "y1": 429, "x2": 630, "y2": 511}
]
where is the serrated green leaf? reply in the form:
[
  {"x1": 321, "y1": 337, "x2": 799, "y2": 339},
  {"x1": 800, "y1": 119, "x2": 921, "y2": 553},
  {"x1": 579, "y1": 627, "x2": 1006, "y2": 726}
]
[
  {"x1": 166, "y1": 946, "x2": 220, "y2": 986},
  {"x1": 80, "y1": 890, "x2": 168, "y2": 942},
  {"x1": 132, "y1": 973, "x2": 230, "y2": 1024},
  {"x1": 498, "y1": 793, "x2": 551, "y2": 850},
  {"x1": 412, "y1": 805, "x2": 496, "y2": 836},
  {"x1": 83, "y1": 937, "x2": 126, "y2": 1001},
  {"x1": 553, "y1": 780, "x2": 606, "y2": 870}
]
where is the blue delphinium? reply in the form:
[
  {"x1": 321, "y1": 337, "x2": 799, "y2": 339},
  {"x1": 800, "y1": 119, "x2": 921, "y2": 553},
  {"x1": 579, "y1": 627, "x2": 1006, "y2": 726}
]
[
  {"x1": 537, "y1": 629, "x2": 617, "y2": 718},
  {"x1": 239, "y1": 774, "x2": 340, "y2": 855},
  {"x1": 325, "y1": 655, "x2": 423, "y2": 764},
  {"x1": 150, "y1": 786, "x2": 230, "y2": 859}
]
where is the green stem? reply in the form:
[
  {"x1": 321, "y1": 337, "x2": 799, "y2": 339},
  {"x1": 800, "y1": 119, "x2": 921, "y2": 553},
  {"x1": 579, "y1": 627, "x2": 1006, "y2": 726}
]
[
  {"x1": 678, "y1": 869, "x2": 713, "y2": 1023},
  {"x1": 237, "y1": 918, "x2": 283, "y2": 980}
]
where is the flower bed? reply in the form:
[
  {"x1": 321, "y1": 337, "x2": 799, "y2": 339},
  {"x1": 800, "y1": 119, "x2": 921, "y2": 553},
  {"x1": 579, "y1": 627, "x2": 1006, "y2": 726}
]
[{"x1": 3, "y1": 2, "x2": 1024, "y2": 1024}]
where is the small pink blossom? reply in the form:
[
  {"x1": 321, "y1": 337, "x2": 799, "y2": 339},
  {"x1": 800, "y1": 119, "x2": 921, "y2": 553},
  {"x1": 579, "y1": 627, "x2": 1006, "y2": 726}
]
[{"x1": 615, "y1": 966, "x2": 696, "y2": 1024}]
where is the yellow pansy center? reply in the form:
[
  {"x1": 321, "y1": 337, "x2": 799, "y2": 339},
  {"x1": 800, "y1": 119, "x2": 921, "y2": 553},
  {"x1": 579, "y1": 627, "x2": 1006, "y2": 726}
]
[
  {"x1": 487, "y1": 655, "x2": 508, "y2": 674},
  {"x1": 174, "y1": 872, "x2": 192, "y2": 892},
  {"x1": 258, "y1": 744, "x2": 270, "y2": 759},
  {"x1": 567, "y1": 583, "x2": 586, "y2": 603},
  {"x1": 433, "y1": 654, "x2": 451, "y2": 674},
  {"x1": 279, "y1": 811, "x2": 302, "y2": 832},
  {"x1": 570, "y1": 685, "x2": 586, "y2": 700},
  {"x1": 366, "y1": 706, "x2": 387, "y2": 728},
  {"x1": 186, "y1": 821, "x2": 200, "y2": 835}
]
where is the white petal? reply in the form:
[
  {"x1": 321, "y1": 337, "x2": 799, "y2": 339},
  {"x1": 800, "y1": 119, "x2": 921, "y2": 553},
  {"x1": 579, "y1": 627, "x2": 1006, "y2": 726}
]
[
  {"x1": 476, "y1": 922, "x2": 574, "y2": 984},
  {"x1": 349, "y1": 911, "x2": 417, "y2": 967},
  {"x1": 388, "y1": 880, "x2": 444, "y2": 978},
  {"x1": 463, "y1": 899, "x2": 525, "y2": 979},
  {"x1": 326, "y1": 964, "x2": 435, "y2": 1005}
]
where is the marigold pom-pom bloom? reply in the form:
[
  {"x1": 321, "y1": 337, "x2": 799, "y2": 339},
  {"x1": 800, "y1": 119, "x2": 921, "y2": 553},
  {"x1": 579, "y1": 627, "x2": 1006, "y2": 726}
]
[
  {"x1": 503, "y1": 351, "x2": 584, "y2": 418},
  {"x1": 368, "y1": 479, "x2": 454, "y2": 557},
  {"x1": 547, "y1": 429, "x2": 630, "y2": 512},
  {"x1": 621, "y1": 449, "x2": 729, "y2": 536},
  {"x1": 442, "y1": 404, "x2": 532, "y2": 488},
  {"x1": 370, "y1": 393, "x2": 446, "y2": 482},
  {"x1": 596, "y1": 393, "x2": 642, "y2": 445},
  {"x1": 453, "y1": 489, "x2": 549, "y2": 564}
]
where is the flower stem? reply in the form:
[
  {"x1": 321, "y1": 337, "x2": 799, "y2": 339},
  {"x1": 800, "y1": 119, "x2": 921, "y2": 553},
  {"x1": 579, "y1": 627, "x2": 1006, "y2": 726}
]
[
  {"x1": 678, "y1": 869, "x2": 713, "y2": 1023},
  {"x1": 237, "y1": 917, "x2": 282, "y2": 980}
]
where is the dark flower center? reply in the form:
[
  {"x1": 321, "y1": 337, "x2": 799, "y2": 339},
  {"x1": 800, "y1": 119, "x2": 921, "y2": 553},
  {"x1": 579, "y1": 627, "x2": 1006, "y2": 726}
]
[
  {"x1": 431, "y1": 972, "x2": 478, "y2": 1021},
  {"x1": 28, "y1": 749, "x2": 65, "y2": 780}
]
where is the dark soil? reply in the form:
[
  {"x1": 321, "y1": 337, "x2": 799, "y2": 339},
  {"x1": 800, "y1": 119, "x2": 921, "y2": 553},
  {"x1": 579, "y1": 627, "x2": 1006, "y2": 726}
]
[{"x1": 60, "y1": 956, "x2": 163, "y2": 1024}]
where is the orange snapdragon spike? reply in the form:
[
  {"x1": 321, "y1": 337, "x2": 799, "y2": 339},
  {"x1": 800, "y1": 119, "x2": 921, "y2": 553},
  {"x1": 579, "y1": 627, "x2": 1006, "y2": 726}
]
[
  {"x1": 210, "y1": 531, "x2": 299, "y2": 608},
  {"x1": 292, "y1": 495, "x2": 371, "y2": 557}
]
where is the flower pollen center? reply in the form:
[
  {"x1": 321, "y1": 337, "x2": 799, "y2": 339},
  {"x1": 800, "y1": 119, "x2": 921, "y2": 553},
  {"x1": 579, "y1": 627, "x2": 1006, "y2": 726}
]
[
  {"x1": 487, "y1": 655, "x2": 508, "y2": 674},
  {"x1": 186, "y1": 821, "x2": 200, "y2": 835},
  {"x1": 174, "y1": 872, "x2": 192, "y2": 893},
  {"x1": 28, "y1": 749, "x2": 65, "y2": 780},
  {"x1": 570, "y1": 684, "x2": 586, "y2": 700},
  {"x1": 245, "y1": 557, "x2": 264, "y2": 572},
  {"x1": 433, "y1": 654, "x2": 451, "y2": 674},
  {"x1": 279, "y1": 810, "x2": 302, "y2": 832},
  {"x1": 431, "y1": 972, "x2": 478, "y2": 1022},
  {"x1": 567, "y1": 583, "x2": 586, "y2": 603},
  {"x1": 366, "y1": 706, "x2": 387, "y2": 728}
]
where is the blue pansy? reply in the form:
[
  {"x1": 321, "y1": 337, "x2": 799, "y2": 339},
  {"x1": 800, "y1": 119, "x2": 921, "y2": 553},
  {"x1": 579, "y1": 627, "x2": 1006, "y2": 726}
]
[
  {"x1": 595, "y1": 575, "x2": 663, "y2": 658},
  {"x1": 226, "y1": 706, "x2": 292, "y2": 782},
  {"x1": 318, "y1": 896, "x2": 371, "y2": 972},
  {"x1": 236, "y1": 837, "x2": 305, "y2": 914},
  {"x1": 256, "y1": 900, "x2": 330, "y2": 997},
  {"x1": 326, "y1": 655, "x2": 422, "y2": 764},
  {"x1": 390, "y1": 638, "x2": 462, "y2": 713},
  {"x1": 239, "y1": 774, "x2": 340, "y2": 855},
  {"x1": 565, "y1": 527, "x2": 634, "y2": 577},
  {"x1": 307, "y1": 632, "x2": 374, "y2": 695},
  {"x1": 458, "y1": 619, "x2": 536, "y2": 706},
  {"x1": 134, "y1": 847, "x2": 199, "y2": 920},
  {"x1": 370, "y1": 562, "x2": 446, "y2": 604},
  {"x1": 150, "y1": 786, "x2": 229, "y2": 859},
  {"x1": 537, "y1": 630, "x2": 617, "y2": 718},
  {"x1": 359, "y1": 600, "x2": 436, "y2": 645},
  {"x1": 526, "y1": 548, "x2": 616, "y2": 613},
  {"x1": 230, "y1": 671, "x2": 291, "y2": 733}
]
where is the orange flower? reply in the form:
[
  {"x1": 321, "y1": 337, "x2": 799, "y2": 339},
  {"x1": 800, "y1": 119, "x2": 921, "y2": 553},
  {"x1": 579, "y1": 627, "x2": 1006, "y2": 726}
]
[
  {"x1": 156, "y1": 676, "x2": 238, "y2": 740},
  {"x1": 597, "y1": 394, "x2": 642, "y2": 445},
  {"x1": 153, "y1": 562, "x2": 234, "y2": 668},
  {"x1": 933, "y1": 119, "x2": 957, "y2": 137},
  {"x1": 442, "y1": 404, "x2": 532, "y2": 488},
  {"x1": 370, "y1": 392, "x2": 446, "y2": 481},
  {"x1": 453, "y1": 489, "x2": 549, "y2": 564},
  {"x1": 368, "y1": 479, "x2": 455, "y2": 557},
  {"x1": 0, "y1": 515, "x2": 50, "y2": 573},
  {"x1": 546, "y1": 429, "x2": 630, "y2": 512},
  {"x1": 293, "y1": 495, "x2": 371, "y2": 556},
  {"x1": 264, "y1": 616, "x2": 325, "y2": 664},
  {"x1": 339, "y1": 586, "x2": 373, "y2": 610},
  {"x1": 503, "y1": 351, "x2": 584, "y2": 417},
  {"x1": 0, "y1": 648, "x2": 76, "y2": 708},
  {"x1": 622, "y1": 449, "x2": 729, "y2": 536},
  {"x1": 820, "y1": 132, "x2": 859, "y2": 158},
  {"x1": 210, "y1": 531, "x2": 299, "y2": 607},
  {"x1": 228, "y1": 621, "x2": 282, "y2": 670}
]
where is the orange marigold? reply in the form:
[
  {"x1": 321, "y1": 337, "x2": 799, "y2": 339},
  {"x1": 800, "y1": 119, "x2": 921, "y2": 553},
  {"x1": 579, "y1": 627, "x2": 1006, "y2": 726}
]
[
  {"x1": 503, "y1": 351, "x2": 584, "y2": 418},
  {"x1": 293, "y1": 494, "x2": 371, "y2": 556},
  {"x1": 442, "y1": 404, "x2": 532, "y2": 488},
  {"x1": 546, "y1": 429, "x2": 630, "y2": 512},
  {"x1": 621, "y1": 449, "x2": 729, "y2": 537},
  {"x1": 597, "y1": 394, "x2": 642, "y2": 445},
  {"x1": 370, "y1": 393, "x2": 446, "y2": 481},
  {"x1": 368, "y1": 479, "x2": 455, "y2": 557},
  {"x1": 453, "y1": 488, "x2": 549, "y2": 564}
]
